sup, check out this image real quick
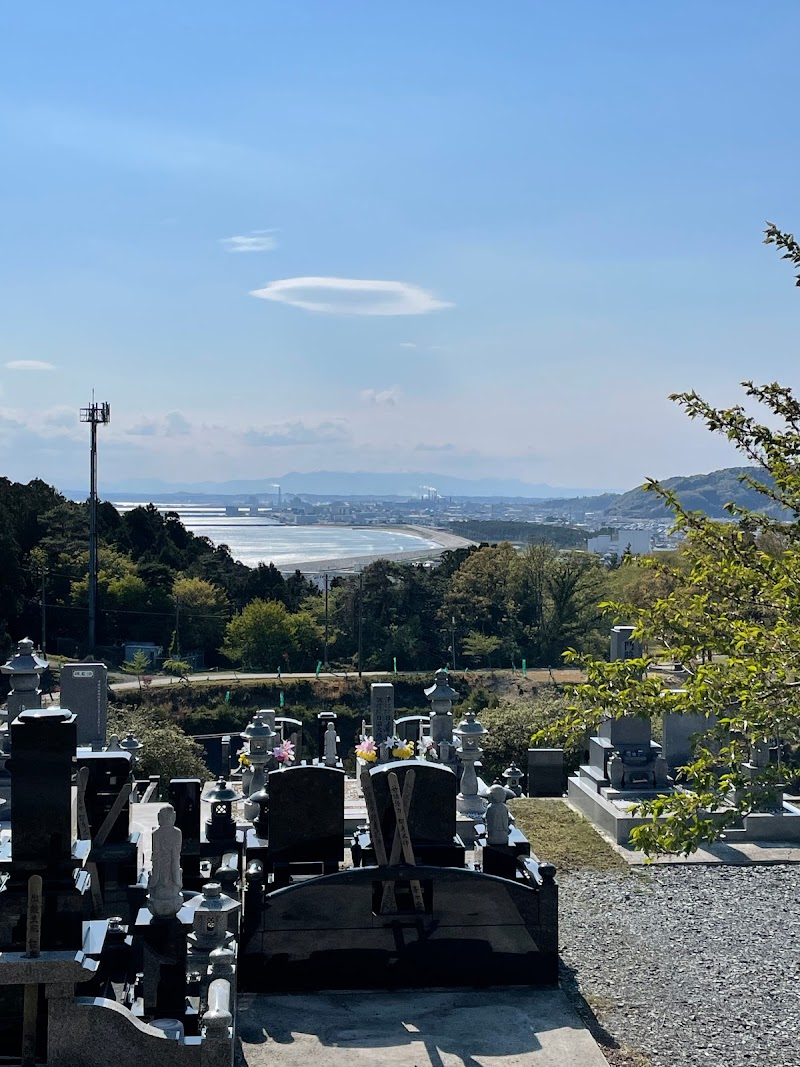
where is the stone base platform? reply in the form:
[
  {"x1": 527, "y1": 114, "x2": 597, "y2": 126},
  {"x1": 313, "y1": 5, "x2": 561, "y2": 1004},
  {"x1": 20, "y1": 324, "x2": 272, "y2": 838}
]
[
  {"x1": 569, "y1": 774, "x2": 800, "y2": 848},
  {"x1": 236, "y1": 987, "x2": 608, "y2": 1066}
]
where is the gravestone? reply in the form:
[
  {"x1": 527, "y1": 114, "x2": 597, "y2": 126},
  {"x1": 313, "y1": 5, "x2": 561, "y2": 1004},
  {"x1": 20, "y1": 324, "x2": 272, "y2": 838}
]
[
  {"x1": 10, "y1": 708, "x2": 77, "y2": 868},
  {"x1": 61, "y1": 662, "x2": 108, "y2": 748},
  {"x1": 662, "y1": 710, "x2": 717, "y2": 776},
  {"x1": 583, "y1": 715, "x2": 668, "y2": 792},
  {"x1": 363, "y1": 760, "x2": 464, "y2": 867},
  {"x1": 394, "y1": 715, "x2": 430, "y2": 742},
  {"x1": 266, "y1": 764, "x2": 345, "y2": 872},
  {"x1": 75, "y1": 751, "x2": 133, "y2": 843},
  {"x1": 527, "y1": 748, "x2": 565, "y2": 796},
  {"x1": 370, "y1": 683, "x2": 394, "y2": 746},
  {"x1": 5, "y1": 708, "x2": 91, "y2": 949},
  {"x1": 610, "y1": 625, "x2": 642, "y2": 661}
]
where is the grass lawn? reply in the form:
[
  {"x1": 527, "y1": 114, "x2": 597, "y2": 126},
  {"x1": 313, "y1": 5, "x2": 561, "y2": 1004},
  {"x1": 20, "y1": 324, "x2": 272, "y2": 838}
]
[{"x1": 509, "y1": 797, "x2": 627, "y2": 873}]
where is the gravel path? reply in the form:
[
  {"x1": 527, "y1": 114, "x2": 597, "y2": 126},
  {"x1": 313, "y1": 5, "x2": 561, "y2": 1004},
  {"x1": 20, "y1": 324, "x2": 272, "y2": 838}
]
[{"x1": 559, "y1": 865, "x2": 800, "y2": 1067}]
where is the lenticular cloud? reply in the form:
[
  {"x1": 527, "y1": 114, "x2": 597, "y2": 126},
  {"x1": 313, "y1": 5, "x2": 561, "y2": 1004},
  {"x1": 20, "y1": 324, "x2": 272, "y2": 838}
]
[{"x1": 250, "y1": 276, "x2": 452, "y2": 316}]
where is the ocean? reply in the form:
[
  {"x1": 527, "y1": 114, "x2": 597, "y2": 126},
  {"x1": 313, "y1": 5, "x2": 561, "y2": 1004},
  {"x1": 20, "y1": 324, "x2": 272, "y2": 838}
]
[{"x1": 111, "y1": 503, "x2": 441, "y2": 570}]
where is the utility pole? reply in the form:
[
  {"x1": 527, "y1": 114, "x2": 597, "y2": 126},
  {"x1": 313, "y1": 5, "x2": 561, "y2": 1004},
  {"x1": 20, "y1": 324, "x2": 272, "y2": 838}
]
[
  {"x1": 357, "y1": 571, "x2": 363, "y2": 678},
  {"x1": 451, "y1": 615, "x2": 457, "y2": 672},
  {"x1": 324, "y1": 573, "x2": 329, "y2": 667},
  {"x1": 40, "y1": 566, "x2": 47, "y2": 655},
  {"x1": 80, "y1": 399, "x2": 111, "y2": 655}
]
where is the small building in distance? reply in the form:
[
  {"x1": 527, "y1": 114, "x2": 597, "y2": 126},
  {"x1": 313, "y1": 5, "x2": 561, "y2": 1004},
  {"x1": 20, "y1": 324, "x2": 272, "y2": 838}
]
[{"x1": 586, "y1": 528, "x2": 653, "y2": 558}]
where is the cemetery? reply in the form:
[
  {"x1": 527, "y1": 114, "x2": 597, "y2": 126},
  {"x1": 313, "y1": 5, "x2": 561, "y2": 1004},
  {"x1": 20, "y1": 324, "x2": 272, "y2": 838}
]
[
  {"x1": 2, "y1": 624, "x2": 800, "y2": 1066},
  {"x1": 0, "y1": 645, "x2": 575, "y2": 1066}
]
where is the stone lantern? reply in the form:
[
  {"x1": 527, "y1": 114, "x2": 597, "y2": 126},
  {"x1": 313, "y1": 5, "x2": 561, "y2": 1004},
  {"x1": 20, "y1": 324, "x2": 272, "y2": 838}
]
[
  {"x1": 241, "y1": 713, "x2": 276, "y2": 818},
  {"x1": 454, "y1": 708, "x2": 488, "y2": 817},
  {"x1": 202, "y1": 777, "x2": 241, "y2": 842},
  {"x1": 119, "y1": 731, "x2": 143, "y2": 764},
  {"x1": 503, "y1": 764, "x2": 524, "y2": 797},
  {"x1": 424, "y1": 668, "x2": 459, "y2": 765},
  {"x1": 1, "y1": 637, "x2": 48, "y2": 717},
  {"x1": 186, "y1": 882, "x2": 240, "y2": 956}
]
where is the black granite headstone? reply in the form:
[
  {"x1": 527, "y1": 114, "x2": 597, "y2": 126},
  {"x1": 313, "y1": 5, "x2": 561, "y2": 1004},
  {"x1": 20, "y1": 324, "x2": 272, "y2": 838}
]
[
  {"x1": 369, "y1": 761, "x2": 456, "y2": 849},
  {"x1": 75, "y1": 750, "x2": 133, "y2": 843},
  {"x1": 267, "y1": 764, "x2": 345, "y2": 864},
  {"x1": 9, "y1": 709, "x2": 76, "y2": 867}
]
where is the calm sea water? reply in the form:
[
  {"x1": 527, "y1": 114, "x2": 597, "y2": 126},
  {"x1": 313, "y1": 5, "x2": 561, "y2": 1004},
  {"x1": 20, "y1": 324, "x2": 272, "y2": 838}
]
[{"x1": 112, "y1": 503, "x2": 440, "y2": 569}]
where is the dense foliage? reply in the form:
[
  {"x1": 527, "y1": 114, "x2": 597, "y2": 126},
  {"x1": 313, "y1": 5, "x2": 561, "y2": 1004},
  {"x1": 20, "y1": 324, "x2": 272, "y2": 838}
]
[
  {"x1": 0, "y1": 483, "x2": 613, "y2": 674},
  {"x1": 446, "y1": 520, "x2": 588, "y2": 548}
]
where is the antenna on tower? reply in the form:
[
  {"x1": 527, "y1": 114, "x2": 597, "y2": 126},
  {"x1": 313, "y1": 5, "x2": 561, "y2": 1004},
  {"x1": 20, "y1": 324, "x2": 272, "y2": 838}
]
[{"x1": 79, "y1": 398, "x2": 111, "y2": 654}]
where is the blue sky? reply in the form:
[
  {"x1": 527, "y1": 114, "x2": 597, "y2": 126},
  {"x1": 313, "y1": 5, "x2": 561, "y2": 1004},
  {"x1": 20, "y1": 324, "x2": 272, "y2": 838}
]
[{"x1": 2, "y1": 1, "x2": 800, "y2": 493}]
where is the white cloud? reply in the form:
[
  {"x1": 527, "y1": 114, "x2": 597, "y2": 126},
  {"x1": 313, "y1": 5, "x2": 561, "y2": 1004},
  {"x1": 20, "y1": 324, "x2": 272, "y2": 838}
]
[
  {"x1": 361, "y1": 386, "x2": 400, "y2": 407},
  {"x1": 164, "y1": 410, "x2": 191, "y2": 436},
  {"x1": 5, "y1": 360, "x2": 56, "y2": 371},
  {"x1": 399, "y1": 342, "x2": 418, "y2": 349},
  {"x1": 221, "y1": 230, "x2": 278, "y2": 253},
  {"x1": 414, "y1": 442, "x2": 456, "y2": 452},
  {"x1": 250, "y1": 277, "x2": 453, "y2": 316},
  {"x1": 126, "y1": 410, "x2": 192, "y2": 437},
  {"x1": 243, "y1": 420, "x2": 350, "y2": 447}
]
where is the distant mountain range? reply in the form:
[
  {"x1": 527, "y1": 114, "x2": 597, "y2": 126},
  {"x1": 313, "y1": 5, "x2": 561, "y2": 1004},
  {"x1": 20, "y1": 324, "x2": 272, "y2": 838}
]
[
  {"x1": 67, "y1": 465, "x2": 782, "y2": 519},
  {"x1": 90, "y1": 471, "x2": 607, "y2": 500},
  {"x1": 541, "y1": 466, "x2": 782, "y2": 520}
]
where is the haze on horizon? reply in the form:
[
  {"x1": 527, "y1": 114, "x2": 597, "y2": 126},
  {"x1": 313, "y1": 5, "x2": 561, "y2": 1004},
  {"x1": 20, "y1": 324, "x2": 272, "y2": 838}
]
[{"x1": 2, "y1": 2, "x2": 799, "y2": 496}]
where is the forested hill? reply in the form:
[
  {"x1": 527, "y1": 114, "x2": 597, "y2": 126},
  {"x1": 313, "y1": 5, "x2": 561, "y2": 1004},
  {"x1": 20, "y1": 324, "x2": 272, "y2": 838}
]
[{"x1": 545, "y1": 467, "x2": 783, "y2": 520}]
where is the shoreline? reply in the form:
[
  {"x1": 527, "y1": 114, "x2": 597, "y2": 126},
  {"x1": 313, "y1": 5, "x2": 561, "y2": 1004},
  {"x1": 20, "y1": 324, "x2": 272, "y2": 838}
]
[{"x1": 279, "y1": 524, "x2": 476, "y2": 573}]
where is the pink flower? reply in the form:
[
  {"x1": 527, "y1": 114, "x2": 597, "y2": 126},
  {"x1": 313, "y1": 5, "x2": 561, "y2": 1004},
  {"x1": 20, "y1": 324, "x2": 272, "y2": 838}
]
[
  {"x1": 356, "y1": 738, "x2": 377, "y2": 762},
  {"x1": 273, "y1": 740, "x2": 295, "y2": 765}
]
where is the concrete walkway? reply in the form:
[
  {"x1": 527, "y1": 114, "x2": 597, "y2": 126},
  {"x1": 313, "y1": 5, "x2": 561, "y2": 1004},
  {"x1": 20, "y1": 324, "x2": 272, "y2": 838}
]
[{"x1": 236, "y1": 988, "x2": 608, "y2": 1067}]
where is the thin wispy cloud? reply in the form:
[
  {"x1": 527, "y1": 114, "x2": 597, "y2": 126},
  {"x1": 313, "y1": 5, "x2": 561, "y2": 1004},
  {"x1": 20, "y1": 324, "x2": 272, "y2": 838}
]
[
  {"x1": 221, "y1": 230, "x2": 278, "y2": 253},
  {"x1": 414, "y1": 442, "x2": 456, "y2": 452},
  {"x1": 243, "y1": 420, "x2": 350, "y2": 447},
  {"x1": 398, "y1": 342, "x2": 418, "y2": 349},
  {"x1": 5, "y1": 360, "x2": 56, "y2": 371},
  {"x1": 250, "y1": 277, "x2": 453, "y2": 316},
  {"x1": 126, "y1": 410, "x2": 192, "y2": 438},
  {"x1": 361, "y1": 386, "x2": 400, "y2": 406}
]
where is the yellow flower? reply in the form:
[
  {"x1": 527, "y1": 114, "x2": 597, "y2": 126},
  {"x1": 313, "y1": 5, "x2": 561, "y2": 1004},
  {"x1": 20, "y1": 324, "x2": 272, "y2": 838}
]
[
  {"x1": 392, "y1": 743, "x2": 414, "y2": 760},
  {"x1": 238, "y1": 752, "x2": 251, "y2": 767}
]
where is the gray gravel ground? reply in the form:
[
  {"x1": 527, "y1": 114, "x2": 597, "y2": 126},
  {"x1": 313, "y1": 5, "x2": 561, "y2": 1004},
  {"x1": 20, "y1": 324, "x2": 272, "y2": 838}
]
[{"x1": 559, "y1": 865, "x2": 800, "y2": 1067}]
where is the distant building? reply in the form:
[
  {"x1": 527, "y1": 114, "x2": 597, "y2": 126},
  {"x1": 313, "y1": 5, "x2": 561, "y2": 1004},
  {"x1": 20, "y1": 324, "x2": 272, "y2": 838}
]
[{"x1": 586, "y1": 528, "x2": 652, "y2": 557}]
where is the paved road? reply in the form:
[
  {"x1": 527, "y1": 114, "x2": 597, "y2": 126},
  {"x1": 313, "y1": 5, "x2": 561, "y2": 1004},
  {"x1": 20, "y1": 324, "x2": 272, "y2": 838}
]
[
  {"x1": 110, "y1": 669, "x2": 413, "y2": 691},
  {"x1": 109, "y1": 667, "x2": 582, "y2": 692}
]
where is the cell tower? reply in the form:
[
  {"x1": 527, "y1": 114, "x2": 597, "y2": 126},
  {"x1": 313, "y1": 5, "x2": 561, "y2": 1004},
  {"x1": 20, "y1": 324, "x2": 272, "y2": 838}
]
[{"x1": 79, "y1": 399, "x2": 111, "y2": 653}]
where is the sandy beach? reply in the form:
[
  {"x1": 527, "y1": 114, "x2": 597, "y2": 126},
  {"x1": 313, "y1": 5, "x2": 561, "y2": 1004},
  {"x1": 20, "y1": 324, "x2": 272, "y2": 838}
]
[{"x1": 283, "y1": 524, "x2": 476, "y2": 573}]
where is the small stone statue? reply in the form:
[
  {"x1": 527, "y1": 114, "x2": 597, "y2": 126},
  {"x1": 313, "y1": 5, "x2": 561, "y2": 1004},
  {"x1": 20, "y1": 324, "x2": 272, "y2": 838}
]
[
  {"x1": 323, "y1": 722, "x2": 339, "y2": 766},
  {"x1": 485, "y1": 783, "x2": 511, "y2": 845},
  {"x1": 148, "y1": 804, "x2": 183, "y2": 917},
  {"x1": 608, "y1": 753, "x2": 624, "y2": 789}
]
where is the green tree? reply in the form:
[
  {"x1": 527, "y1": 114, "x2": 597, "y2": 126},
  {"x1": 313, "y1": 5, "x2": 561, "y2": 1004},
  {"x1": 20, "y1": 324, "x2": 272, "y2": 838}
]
[
  {"x1": 461, "y1": 631, "x2": 502, "y2": 667},
  {"x1": 443, "y1": 543, "x2": 517, "y2": 644},
  {"x1": 172, "y1": 575, "x2": 230, "y2": 657},
  {"x1": 221, "y1": 598, "x2": 295, "y2": 670},
  {"x1": 479, "y1": 688, "x2": 570, "y2": 783},
  {"x1": 108, "y1": 706, "x2": 209, "y2": 787},
  {"x1": 289, "y1": 609, "x2": 324, "y2": 669}
]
